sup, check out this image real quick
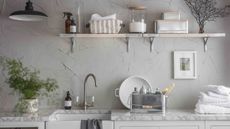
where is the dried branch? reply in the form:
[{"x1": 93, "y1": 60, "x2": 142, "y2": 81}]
[{"x1": 184, "y1": 0, "x2": 230, "y2": 33}]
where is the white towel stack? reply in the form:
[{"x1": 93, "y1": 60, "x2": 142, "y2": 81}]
[
  {"x1": 89, "y1": 13, "x2": 123, "y2": 34},
  {"x1": 195, "y1": 85, "x2": 230, "y2": 114}
]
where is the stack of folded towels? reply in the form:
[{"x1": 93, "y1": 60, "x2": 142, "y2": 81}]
[{"x1": 195, "y1": 85, "x2": 230, "y2": 114}]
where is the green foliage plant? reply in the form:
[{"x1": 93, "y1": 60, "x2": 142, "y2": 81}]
[{"x1": 0, "y1": 56, "x2": 58, "y2": 99}]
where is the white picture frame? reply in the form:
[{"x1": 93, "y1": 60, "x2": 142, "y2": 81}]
[{"x1": 173, "y1": 51, "x2": 197, "y2": 79}]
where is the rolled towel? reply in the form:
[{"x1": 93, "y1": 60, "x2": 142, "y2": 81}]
[
  {"x1": 89, "y1": 19, "x2": 122, "y2": 34},
  {"x1": 199, "y1": 92, "x2": 230, "y2": 103},
  {"x1": 198, "y1": 101, "x2": 230, "y2": 108},
  {"x1": 207, "y1": 91, "x2": 230, "y2": 99},
  {"x1": 195, "y1": 102, "x2": 230, "y2": 114},
  {"x1": 208, "y1": 85, "x2": 230, "y2": 96}
]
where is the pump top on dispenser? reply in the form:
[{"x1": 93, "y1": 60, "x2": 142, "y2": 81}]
[{"x1": 63, "y1": 12, "x2": 73, "y2": 33}]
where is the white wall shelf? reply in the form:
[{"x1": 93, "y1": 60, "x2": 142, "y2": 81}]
[
  {"x1": 59, "y1": 33, "x2": 142, "y2": 53},
  {"x1": 59, "y1": 33, "x2": 226, "y2": 53},
  {"x1": 143, "y1": 33, "x2": 226, "y2": 52}
]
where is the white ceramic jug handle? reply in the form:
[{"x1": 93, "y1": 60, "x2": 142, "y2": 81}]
[{"x1": 115, "y1": 88, "x2": 119, "y2": 97}]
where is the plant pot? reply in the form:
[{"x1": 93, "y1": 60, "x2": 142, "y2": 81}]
[
  {"x1": 24, "y1": 99, "x2": 39, "y2": 113},
  {"x1": 199, "y1": 26, "x2": 205, "y2": 33}
]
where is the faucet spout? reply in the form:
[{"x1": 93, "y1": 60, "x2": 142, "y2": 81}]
[{"x1": 83, "y1": 73, "x2": 97, "y2": 110}]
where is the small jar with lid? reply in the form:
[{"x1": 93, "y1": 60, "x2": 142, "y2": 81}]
[{"x1": 129, "y1": 6, "x2": 147, "y2": 33}]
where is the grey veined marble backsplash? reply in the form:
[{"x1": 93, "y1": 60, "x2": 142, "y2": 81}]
[{"x1": 0, "y1": 0, "x2": 230, "y2": 111}]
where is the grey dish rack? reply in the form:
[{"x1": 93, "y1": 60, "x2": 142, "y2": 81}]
[{"x1": 131, "y1": 93, "x2": 166, "y2": 113}]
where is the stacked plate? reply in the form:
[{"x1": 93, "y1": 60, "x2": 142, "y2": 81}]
[{"x1": 115, "y1": 76, "x2": 152, "y2": 109}]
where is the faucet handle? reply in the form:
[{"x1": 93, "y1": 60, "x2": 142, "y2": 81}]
[
  {"x1": 86, "y1": 96, "x2": 95, "y2": 107},
  {"x1": 75, "y1": 96, "x2": 80, "y2": 106}
]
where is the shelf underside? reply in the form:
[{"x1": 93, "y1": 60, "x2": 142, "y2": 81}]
[
  {"x1": 59, "y1": 33, "x2": 226, "y2": 53},
  {"x1": 59, "y1": 33, "x2": 226, "y2": 38}
]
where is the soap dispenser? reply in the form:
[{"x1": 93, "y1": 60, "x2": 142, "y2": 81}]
[
  {"x1": 64, "y1": 91, "x2": 72, "y2": 110},
  {"x1": 70, "y1": 18, "x2": 77, "y2": 33}
]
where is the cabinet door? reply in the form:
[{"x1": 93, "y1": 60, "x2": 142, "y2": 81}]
[
  {"x1": 206, "y1": 121, "x2": 230, "y2": 129},
  {"x1": 46, "y1": 121, "x2": 81, "y2": 129},
  {"x1": 120, "y1": 127, "x2": 159, "y2": 129},
  {"x1": 46, "y1": 121, "x2": 113, "y2": 129},
  {"x1": 161, "y1": 126, "x2": 199, "y2": 129},
  {"x1": 210, "y1": 126, "x2": 230, "y2": 129},
  {"x1": 0, "y1": 122, "x2": 44, "y2": 129},
  {"x1": 115, "y1": 121, "x2": 204, "y2": 129}
]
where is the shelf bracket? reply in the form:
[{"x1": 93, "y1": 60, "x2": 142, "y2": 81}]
[
  {"x1": 70, "y1": 37, "x2": 76, "y2": 53},
  {"x1": 125, "y1": 37, "x2": 130, "y2": 52},
  {"x1": 149, "y1": 37, "x2": 155, "y2": 52},
  {"x1": 203, "y1": 37, "x2": 209, "y2": 52}
]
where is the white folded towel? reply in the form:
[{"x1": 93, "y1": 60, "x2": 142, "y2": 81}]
[
  {"x1": 208, "y1": 85, "x2": 230, "y2": 96},
  {"x1": 195, "y1": 103, "x2": 230, "y2": 114},
  {"x1": 207, "y1": 91, "x2": 230, "y2": 99},
  {"x1": 199, "y1": 92, "x2": 230, "y2": 103},
  {"x1": 90, "y1": 13, "x2": 116, "y2": 21}
]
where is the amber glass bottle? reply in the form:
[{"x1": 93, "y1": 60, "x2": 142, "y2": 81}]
[
  {"x1": 64, "y1": 12, "x2": 72, "y2": 33},
  {"x1": 64, "y1": 91, "x2": 72, "y2": 110}
]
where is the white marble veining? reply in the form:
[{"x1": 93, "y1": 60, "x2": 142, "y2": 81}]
[
  {"x1": 1, "y1": 109, "x2": 230, "y2": 122},
  {"x1": 52, "y1": 109, "x2": 111, "y2": 114},
  {"x1": 111, "y1": 109, "x2": 230, "y2": 121},
  {"x1": 49, "y1": 109, "x2": 111, "y2": 121},
  {"x1": 0, "y1": 0, "x2": 230, "y2": 112},
  {"x1": 0, "y1": 109, "x2": 54, "y2": 122}
]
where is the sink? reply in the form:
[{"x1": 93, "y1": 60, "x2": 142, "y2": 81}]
[
  {"x1": 47, "y1": 109, "x2": 113, "y2": 129},
  {"x1": 49, "y1": 109, "x2": 111, "y2": 121}
]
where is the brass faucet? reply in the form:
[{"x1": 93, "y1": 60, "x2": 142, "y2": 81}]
[{"x1": 83, "y1": 73, "x2": 97, "y2": 110}]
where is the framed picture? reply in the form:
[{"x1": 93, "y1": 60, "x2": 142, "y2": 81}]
[{"x1": 173, "y1": 51, "x2": 197, "y2": 79}]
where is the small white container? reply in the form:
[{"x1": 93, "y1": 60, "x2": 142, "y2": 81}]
[
  {"x1": 154, "y1": 20, "x2": 188, "y2": 34},
  {"x1": 129, "y1": 22, "x2": 146, "y2": 33},
  {"x1": 129, "y1": 6, "x2": 147, "y2": 33}
]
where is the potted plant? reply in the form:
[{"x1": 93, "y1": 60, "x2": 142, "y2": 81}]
[
  {"x1": 184, "y1": 0, "x2": 230, "y2": 33},
  {"x1": 0, "y1": 57, "x2": 58, "y2": 113}
]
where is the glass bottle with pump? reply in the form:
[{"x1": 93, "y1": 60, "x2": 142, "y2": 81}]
[{"x1": 64, "y1": 91, "x2": 72, "y2": 110}]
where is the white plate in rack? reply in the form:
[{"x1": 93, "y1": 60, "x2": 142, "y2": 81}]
[{"x1": 115, "y1": 76, "x2": 152, "y2": 109}]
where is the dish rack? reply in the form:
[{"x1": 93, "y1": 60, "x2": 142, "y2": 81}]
[{"x1": 130, "y1": 93, "x2": 166, "y2": 113}]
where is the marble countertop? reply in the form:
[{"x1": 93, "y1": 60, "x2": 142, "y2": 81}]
[
  {"x1": 0, "y1": 109, "x2": 54, "y2": 122},
  {"x1": 111, "y1": 109, "x2": 230, "y2": 121},
  {"x1": 1, "y1": 109, "x2": 230, "y2": 122}
]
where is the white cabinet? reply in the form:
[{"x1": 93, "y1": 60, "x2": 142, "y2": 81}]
[
  {"x1": 46, "y1": 121, "x2": 113, "y2": 129},
  {"x1": 161, "y1": 126, "x2": 200, "y2": 129},
  {"x1": 206, "y1": 121, "x2": 230, "y2": 129},
  {"x1": 115, "y1": 121, "x2": 205, "y2": 129},
  {"x1": 210, "y1": 127, "x2": 230, "y2": 129},
  {"x1": 121, "y1": 127, "x2": 158, "y2": 129},
  {"x1": 0, "y1": 122, "x2": 45, "y2": 129},
  {"x1": 46, "y1": 121, "x2": 81, "y2": 129}
]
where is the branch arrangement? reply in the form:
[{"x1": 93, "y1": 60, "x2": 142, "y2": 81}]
[{"x1": 184, "y1": 0, "x2": 230, "y2": 33}]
